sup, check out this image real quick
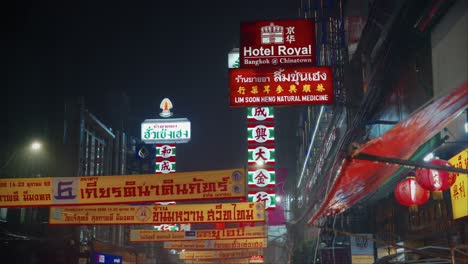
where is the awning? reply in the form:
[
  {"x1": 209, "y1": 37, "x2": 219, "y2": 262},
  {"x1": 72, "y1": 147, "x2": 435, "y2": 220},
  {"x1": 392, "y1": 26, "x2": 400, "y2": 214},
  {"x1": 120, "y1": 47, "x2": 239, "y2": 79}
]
[{"x1": 307, "y1": 81, "x2": 467, "y2": 225}]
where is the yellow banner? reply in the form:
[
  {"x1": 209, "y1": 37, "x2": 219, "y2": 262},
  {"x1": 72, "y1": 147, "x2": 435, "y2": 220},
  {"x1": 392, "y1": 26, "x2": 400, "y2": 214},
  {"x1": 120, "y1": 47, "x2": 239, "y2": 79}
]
[
  {"x1": 178, "y1": 249, "x2": 263, "y2": 260},
  {"x1": 183, "y1": 259, "x2": 251, "y2": 264},
  {"x1": 449, "y1": 149, "x2": 468, "y2": 220},
  {"x1": 182, "y1": 259, "x2": 250, "y2": 264},
  {"x1": 130, "y1": 225, "x2": 267, "y2": 242},
  {"x1": 0, "y1": 168, "x2": 245, "y2": 207},
  {"x1": 49, "y1": 202, "x2": 265, "y2": 225},
  {"x1": 163, "y1": 238, "x2": 267, "y2": 250}
]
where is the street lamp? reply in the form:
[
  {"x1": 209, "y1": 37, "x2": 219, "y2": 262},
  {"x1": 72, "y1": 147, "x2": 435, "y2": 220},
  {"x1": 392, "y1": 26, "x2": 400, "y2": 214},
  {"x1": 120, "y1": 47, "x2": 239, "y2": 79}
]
[{"x1": 31, "y1": 141, "x2": 42, "y2": 152}]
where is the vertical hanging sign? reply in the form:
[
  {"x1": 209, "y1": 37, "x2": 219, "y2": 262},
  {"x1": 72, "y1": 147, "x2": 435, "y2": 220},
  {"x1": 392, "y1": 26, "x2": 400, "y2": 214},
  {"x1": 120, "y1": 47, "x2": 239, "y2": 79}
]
[{"x1": 246, "y1": 106, "x2": 276, "y2": 210}]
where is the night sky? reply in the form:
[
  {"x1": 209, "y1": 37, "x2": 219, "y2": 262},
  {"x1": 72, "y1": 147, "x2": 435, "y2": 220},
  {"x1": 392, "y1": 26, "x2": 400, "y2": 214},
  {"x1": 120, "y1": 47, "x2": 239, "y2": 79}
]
[{"x1": 4, "y1": 0, "x2": 300, "y2": 172}]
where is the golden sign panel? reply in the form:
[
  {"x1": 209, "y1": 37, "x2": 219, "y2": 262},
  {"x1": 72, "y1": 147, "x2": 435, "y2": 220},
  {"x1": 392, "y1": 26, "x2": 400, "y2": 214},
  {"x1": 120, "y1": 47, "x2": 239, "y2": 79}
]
[
  {"x1": 130, "y1": 225, "x2": 267, "y2": 242},
  {"x1": 0, "y1": 168, "x2": 245, "y2": 207},
  {"x1": 49, "y1": 202, "x2": 265, "y2": 225},
  {"x1": 163, "y1": 238, "x2": 267, "y2": 249}
]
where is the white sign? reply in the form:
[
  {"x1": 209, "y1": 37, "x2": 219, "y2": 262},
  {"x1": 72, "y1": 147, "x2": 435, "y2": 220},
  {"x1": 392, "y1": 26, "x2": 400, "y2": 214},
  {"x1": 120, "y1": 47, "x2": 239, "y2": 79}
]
[{"x1": 141, "y1": 118, "x2": 191, "y2": 144}]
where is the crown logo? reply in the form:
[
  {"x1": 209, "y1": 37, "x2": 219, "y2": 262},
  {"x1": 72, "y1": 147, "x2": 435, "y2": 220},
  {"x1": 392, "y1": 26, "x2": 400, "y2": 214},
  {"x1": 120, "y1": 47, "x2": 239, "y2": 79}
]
[{"x1": 261, "y1": 22, "x2": 284, "y2": 44}]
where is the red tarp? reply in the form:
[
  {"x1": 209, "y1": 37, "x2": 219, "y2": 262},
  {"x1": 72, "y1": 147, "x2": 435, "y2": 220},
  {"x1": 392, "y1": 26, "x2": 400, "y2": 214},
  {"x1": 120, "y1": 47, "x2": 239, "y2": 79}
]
[{"x1": 308, "y1": 81, "x2": 468, "y2": 225}]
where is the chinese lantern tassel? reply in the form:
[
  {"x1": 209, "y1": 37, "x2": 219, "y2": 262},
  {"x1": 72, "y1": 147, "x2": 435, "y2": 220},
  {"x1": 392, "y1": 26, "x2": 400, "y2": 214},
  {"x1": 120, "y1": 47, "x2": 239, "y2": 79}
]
[{"x1": 408, "y1": 205, "x2": 418, "y2": 213}]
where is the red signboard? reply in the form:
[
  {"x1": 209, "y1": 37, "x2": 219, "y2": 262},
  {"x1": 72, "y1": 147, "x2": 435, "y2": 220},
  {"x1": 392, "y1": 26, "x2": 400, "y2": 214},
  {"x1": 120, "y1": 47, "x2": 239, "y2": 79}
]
[
  {"x1": 229, "y1": 67, "x2": 333, "y2": 107},
  {"x1": 240, "y1": 19, "x2": 315, "y2": 68}
]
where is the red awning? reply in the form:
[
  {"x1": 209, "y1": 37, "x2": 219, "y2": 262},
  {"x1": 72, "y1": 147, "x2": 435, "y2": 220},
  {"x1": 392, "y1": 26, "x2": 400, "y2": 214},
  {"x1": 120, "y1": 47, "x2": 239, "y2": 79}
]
[{"x1": 307, "y1": 81, "x2": 467, "y2": 225}]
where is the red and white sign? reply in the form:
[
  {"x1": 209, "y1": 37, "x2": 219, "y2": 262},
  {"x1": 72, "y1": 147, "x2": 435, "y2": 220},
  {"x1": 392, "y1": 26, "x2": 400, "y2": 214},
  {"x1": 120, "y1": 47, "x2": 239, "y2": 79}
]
[
  {"x1": 240, "y1": 19, "x2": 315, "y2": 68},
  {"x1": 229, "y1": 67, "x2": 333, "y2": 107}
]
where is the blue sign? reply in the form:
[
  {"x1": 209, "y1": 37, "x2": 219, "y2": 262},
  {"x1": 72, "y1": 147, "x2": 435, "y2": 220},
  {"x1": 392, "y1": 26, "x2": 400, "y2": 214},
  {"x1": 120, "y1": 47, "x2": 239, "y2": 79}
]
[{"x1": 94, "y1": 252, "x2": 123, "y2": 264}]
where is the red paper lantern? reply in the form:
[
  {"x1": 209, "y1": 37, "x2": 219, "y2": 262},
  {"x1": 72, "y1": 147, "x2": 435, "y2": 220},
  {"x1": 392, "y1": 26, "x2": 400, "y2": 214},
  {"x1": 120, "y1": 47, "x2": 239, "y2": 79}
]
[
  {"x1": 416, "y1": 158, "x2": 456, "y2": 200},
  {"x1": 394, "y1": 176, "x2": 430, "y2": 212}
]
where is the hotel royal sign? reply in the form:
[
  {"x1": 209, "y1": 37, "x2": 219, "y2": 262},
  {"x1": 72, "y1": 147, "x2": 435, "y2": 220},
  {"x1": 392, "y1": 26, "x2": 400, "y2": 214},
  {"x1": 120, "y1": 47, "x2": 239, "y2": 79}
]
[{"x1": 240, "y1": 19, "x2": 315, "y2": 68}]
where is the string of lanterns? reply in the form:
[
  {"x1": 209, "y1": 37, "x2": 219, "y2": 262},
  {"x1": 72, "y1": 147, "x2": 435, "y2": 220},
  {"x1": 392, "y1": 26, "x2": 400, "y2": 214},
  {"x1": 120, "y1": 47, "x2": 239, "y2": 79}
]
[{"x1": 394, "y1": 158, "x2": 456, "y2": 212}]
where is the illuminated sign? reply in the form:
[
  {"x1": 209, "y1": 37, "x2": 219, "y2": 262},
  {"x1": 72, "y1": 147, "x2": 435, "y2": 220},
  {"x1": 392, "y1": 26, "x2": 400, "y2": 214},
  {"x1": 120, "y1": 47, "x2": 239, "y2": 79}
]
[
  {"x1": 141, "y1": 118, "x2": 191, "y2": 144},
  {"x1": 449, "y1": 149, "x2": 467, "y2": 220},
  {"x1": 0, "y1": 168, "x2": 245, "y2": 207},
  {"x1": 178, "y1": 249, "x2": 264, "y2": 260},
  {"x1": 247, "y1": 124, "x2": 274, "y2": 144},
  {"x1": 247, "y1": 107, "x2": 274, "y2": 122},
  {"x1": 247, "y1": 146, "x2": 275, "y2": 166},
  {"x1": 159, "y1": 98, "x2": 174, "y2": 117},
  {"x1": 229, "y1": 67, "x2": 334, "y2": 107},
  {"x1": 240, "y1": 19, "x2": 315, "y2": 68},
  {"x1": 49, "y1": 202, "x2": 266, "y2": 225},
  {"x1": 130, "y1": 225, "x2": 267, "y2": 242},
  {"x1": 248, "y1": 168, "x2": 276, "y2": 188},
  {"x1": 163, "y1": 238, "x2": 267, "y2": 250},
  {"x1": 248, "y1": 190, "x2": 276, "y2": 210}
]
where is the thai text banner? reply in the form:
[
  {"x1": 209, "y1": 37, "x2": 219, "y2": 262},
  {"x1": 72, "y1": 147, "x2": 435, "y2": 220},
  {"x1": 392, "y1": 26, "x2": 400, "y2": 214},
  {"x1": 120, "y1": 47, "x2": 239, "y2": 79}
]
[
  {"x1": 178, "y1": 249, "x2": 263, "y2": 260},
  {"x1": 229, "y1": 67, "x2": 333, "y2": 107},
  {"x1": 183, "y1": 260, "x2": 251, "y2": 264},
  {"x1": 49, "y1": 202, "x2": 266, "y2": 225},
  {"x1": 163, "y1": 238, "x2": 267, "y2": 250},
  {"x1": 0, "y1": 168, "x2": 245, "y2": 207},
  {"x1": 130, "y1": 225, "x2": 267, "y2": 242}
]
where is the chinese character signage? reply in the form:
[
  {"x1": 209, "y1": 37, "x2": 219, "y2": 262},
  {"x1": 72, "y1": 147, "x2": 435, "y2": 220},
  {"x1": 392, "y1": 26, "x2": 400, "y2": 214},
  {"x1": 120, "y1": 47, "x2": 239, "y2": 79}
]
[
  {"x1": 141, "y1": 118, "x2": 191, "y2": 144},
  {"x1": 248, "y1": 168, "x2": 276, "y2": 188},
  {"x1": 163, "y1": 238, "x2": 267, "y2": 250},
  {"x1": 247, "y1": 107, "x2": 274, "y2": 122},
  {"x1": 178, "y1": 249, "x2": 264, "y2": 260},
  {"x1": 49, "y1": 202, "x2": 266, "y2": 225},
  {"x1": 240, "y1": 19, "x2": 315, "y2": 68},
  {"x1": 130, "y1": 225, "x2": 267, "y2": 242},
  {"x1": 229, "y1": 67, "x2": 334, "y2": 107},
  {"x1": 155, "y1": 144, "x2": 177, "y2": 174},
  {"x1": 247, "y1": 124, "x2": 274, "y2": 144},
  {"x1": 449, "y1": 149, "x2": 467, "y2": 220},
  {"x1": 248, "y1": 190, "x2": 276, "y2": 210},
  {"x1": 247, "y1": 146, "x2": 275, "y2": 166},
  {"x1": 0, "y1": 168, "x2": 245, "y2": 207}
]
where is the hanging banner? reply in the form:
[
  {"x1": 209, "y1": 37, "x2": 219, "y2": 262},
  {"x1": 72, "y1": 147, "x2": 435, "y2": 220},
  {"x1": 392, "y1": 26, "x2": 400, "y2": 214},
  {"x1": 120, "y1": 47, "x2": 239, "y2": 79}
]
[
  {"x1": 163, "y1": 238, "x2": 267, "y2": 250},
  {"x1": 178, "y1": 249, "x2": 263, "y2": 260},
  {"x1": 130, "y1": 225, "x2": 267, "y2": 242},
  {"x1": 247, "y1": 146, "x2": 275, "y2": 166},
  {"x1": 183, "y1": 259, "x2": 251, "y2": 264},
  {"x1": 247, "y1": 107, "x2": 274, "y2": 122},
  {"x1": 0, "y1": 168, "x2": 245, "y2": 207},
  {"x1": 449, "y1": 149, "x2": 467, "y2": 220},
  {"x1": 49, "y1": 202, "x2": 266, "y2": 225},
  {"x1": 248, "y1": 190, "x2": 276, "y2": 210},
  {"x1": 247, "y1": 124, "x2": 275, "y2": 145},
  {"x1": 248, "y1": 168, "x2": 276, "y2": 188},
  {"x1": 229, "y1": 67, "x2": 333, "y2": 107},
  {"x1": 240, "y1": 19, "x2": 315, "y2": 68}
]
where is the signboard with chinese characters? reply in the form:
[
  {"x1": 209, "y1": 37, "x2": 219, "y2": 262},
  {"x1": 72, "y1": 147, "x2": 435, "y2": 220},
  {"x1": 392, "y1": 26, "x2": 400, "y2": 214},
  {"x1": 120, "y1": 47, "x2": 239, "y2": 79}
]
[
  {"x1": 0, "y1": 168, "x2": 245, "y2": 207},
  {"x1": 248, "y1": 190, "x2": 276, "y2": 210},
  {"x1": 49, "y1": 202, "x2": 266, "y2": 225},
  {"x1": 178, "y1": 249, "x2": 264, "y2": 260},
  {"x1": 155, "y1": 144, "x2": 177, "y2": 174},
  {"x1": 247, "y1": 146, "x2": 275, "y2": 166},
  {"x1": 247, "y1": 107, "x2": 274, "y2": 122},
  {"x1": 248, "y1": 168, "x2": 276, "y2": 188},
  {"x1": 240, "y1": 19, "x2": 315, "y2": 68},
  {"x1": 229, "y1": 67, "x2": 334, "y2": 107},
  {"x1": 449, "y1": 149, "x2": 467, "y2": 220},
  {"x1": 130, "y1": 225, "x2": 267, "y2": 242},
  {"x1": 247, "y1": 124, "x2": 274, "y2": 145},
  {"x1": 163, "y1": 238, "x2": 267, "y2": 250},
  {"x1": 141, "y1": 118, "x2": 191, "y2": 144}
]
